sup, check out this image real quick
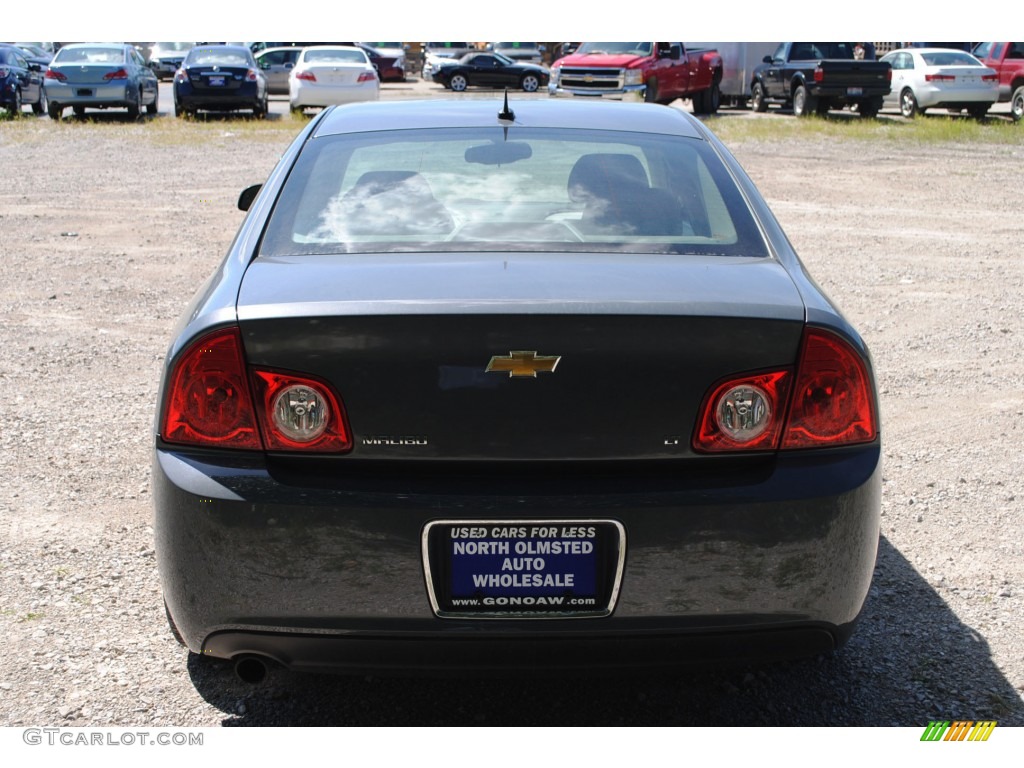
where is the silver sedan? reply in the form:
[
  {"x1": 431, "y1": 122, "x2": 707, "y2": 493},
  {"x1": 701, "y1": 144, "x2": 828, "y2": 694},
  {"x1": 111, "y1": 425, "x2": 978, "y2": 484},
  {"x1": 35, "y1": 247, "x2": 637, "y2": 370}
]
[{"x1": 44, "y1": 43, "x2": 159, "y2": 120}]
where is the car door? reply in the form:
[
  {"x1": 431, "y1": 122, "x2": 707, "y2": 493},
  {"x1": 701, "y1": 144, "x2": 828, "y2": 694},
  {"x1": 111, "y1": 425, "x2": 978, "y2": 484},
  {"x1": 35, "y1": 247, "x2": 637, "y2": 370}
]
[
  {"x1": 763, "y1": 42, "x2": 788, "y2": 98},
  {"x1": 10, "y1": 50, "x2": 40, "y2": 105},
  {"x1": 468, "y1": 54, "x2": 502, "y2": 87},
  {"x1": 258, "y1": 49, "x2": 295, "y2": 94},
  {"x1": 886, "y1": 52, "x2": 914, "y2": 107},
  {"x1": 130, "y1": 47, "x2": 158, "y2": 106}
]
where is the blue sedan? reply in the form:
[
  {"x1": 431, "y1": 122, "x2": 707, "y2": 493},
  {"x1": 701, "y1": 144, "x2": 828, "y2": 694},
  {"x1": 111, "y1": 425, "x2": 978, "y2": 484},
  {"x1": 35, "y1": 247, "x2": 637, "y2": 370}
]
[
  {"x1": 154, "y1": 99, "x2": 881, "y2": 681},
  {"x1": 44, "y1": 43, "x2": 158, "y2": 120}
]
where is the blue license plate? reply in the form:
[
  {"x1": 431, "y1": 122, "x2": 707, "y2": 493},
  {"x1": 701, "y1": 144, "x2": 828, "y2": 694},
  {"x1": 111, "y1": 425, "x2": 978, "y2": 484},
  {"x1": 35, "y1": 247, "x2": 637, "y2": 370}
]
[
  {"x1": 423, "y1": 519, "x2": 625, "y2": 618},
  {"x1": 208, "y1": 76, "x2": 225, "y2": 86}
]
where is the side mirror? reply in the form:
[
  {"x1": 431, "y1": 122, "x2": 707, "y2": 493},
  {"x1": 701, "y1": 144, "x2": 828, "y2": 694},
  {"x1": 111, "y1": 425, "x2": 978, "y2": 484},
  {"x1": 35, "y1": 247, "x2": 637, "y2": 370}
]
[
  {"x1": 763, "y1": 55, "x2": 773, "y2": 64},
  {"x1": 238, "y1": 184, "x2": 262, "y2": 212}
]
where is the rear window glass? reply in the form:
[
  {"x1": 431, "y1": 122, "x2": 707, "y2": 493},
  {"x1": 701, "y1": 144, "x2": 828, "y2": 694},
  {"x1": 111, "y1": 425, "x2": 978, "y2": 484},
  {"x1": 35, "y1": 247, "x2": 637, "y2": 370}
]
[
  {"x1": 259, "y1": 127, "x2": 769, "y2": 258},
  {"x1": 303, "y1": 49, "x2": 368, "y2": 64},
  {"x1": 921, "y1": 51, "x2": 981, "y2": 67},
  {"x1": 186, "y1": 48, "x2": 251, "y2": 67},
  {"x1": 54, "y1": 47, "x2": 124, "y2": 64}
]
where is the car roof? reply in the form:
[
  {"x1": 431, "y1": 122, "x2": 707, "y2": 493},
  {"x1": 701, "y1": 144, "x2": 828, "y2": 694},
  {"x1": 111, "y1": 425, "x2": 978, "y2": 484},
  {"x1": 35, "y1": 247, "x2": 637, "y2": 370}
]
[{"x1": 312, "y1": 99, "x2": 707, "y2": 140}]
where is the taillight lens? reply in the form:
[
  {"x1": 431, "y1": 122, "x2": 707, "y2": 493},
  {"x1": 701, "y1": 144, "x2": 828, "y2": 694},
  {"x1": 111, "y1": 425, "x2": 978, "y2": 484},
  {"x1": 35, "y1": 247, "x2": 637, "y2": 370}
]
[
  {"x1": 295, "y1": 70, "x2": 316, "y2": 82},
  {"x1": 161, "y1": 328, "x2": 262, "y2": 450},
  {"x1": 103, "y1": 68, "x2": 129, "y2": 80},
  {"x1": 925, "y1": 73, "x2": 955, "y2": 82},
  {"x1": 694, "y1": 372, "x2": 791, "y2": 452},
  {"x1": 246, "y1": 68, "x2": 258, "y2": 82},
  {"x1": 982, "y1": 73, "x2": 998, "y2": 82},
  {"x1": 251, "y1": 371, "x2": 352, "y2": 452},
  {"x1": 357, "y1": 70, "x2": 378, "y2": 83},
  {"x1": 693, "y1": 328, "x2": 876, "y2": 453},
  {"x1": 813, "y1": 67, "x2": 824, "y2": 83},
  {"x1": 160, "y1": 327, "x2": 353, "y2": 454},
  {"x1": 45, "y1": 67, "x2": 67, "y2": 82},
  {"x1": 781, "y1": 329, "x2": 877, "y2": 449},
  {"x1": 174, "y1": 68, "x2": 188, "y2": 83}
]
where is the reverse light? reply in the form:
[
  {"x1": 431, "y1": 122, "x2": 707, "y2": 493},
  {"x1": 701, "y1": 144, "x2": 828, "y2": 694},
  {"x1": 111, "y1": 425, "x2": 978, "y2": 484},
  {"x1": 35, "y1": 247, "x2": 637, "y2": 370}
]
[
  {"x1": 693, "y1": 328, "x2": 877, "y2": 453},
  {"x1": 103, "y1": 68, "x2": 129, "y2": 80},
  {"x1": 251, "y1": 370, "x2": 352, "y2": 452}
]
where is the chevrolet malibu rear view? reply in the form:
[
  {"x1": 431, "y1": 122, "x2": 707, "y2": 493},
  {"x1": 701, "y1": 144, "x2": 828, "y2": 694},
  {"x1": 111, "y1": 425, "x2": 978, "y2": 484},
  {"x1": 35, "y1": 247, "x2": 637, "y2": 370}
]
[{"x1": 154, "y1": 99, "x2": 881, "y2": 679}]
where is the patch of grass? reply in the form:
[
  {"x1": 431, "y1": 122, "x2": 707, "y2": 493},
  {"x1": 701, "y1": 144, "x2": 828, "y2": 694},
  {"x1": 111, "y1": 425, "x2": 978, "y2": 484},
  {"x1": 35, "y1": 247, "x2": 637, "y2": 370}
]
[
  {"x1": 703, "y1": 111, "x2": 1024, "y2": 147},
  {"x1": 19, "y1": 612, "x2": 44, "y2": 622}
]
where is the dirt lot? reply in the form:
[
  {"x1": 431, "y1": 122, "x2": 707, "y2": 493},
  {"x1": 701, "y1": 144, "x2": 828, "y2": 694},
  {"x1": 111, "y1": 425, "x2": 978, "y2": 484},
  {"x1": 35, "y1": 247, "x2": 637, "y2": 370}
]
[{"x1": 0, "y1": 101, "x2": 1022, "y2": 728}]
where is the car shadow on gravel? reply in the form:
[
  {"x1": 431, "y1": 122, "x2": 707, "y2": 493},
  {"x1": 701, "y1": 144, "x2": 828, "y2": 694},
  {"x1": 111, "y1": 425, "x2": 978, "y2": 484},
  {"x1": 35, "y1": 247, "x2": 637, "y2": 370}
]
[{"x1": 186, "y1": 536, "x2": 1023, "y2": 726}]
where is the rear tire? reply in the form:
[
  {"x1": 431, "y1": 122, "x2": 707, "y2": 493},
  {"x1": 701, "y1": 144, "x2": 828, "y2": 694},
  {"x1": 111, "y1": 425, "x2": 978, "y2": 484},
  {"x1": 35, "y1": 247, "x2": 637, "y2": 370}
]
[
  {"x1": 792, "y1": 84, "x2": 816, "y2": 117},
  {"x1": 9, "y1": 88, "x2": 23, "y2": 116},
  {"x1": 520, "y1": 74, "x2": 540, "y2": 93},
  {"x1": 449, "y1": 73, "x2": 468, "y2": 92},
  {"x1": 859, "y1": 97, "x2": 882, "y2": 118},
  {"x1": 147, "y1": 87, "x2": 159, "y2": 115},
  {"x1": 47, "y1": 101, "x2": 62, "y2": 120},
  {"x1": 73, "y1": 105, "x2": 85, "y2": 118},
  {"x1": 127, "y1": 87, "x2": 141, "y2": 120}
]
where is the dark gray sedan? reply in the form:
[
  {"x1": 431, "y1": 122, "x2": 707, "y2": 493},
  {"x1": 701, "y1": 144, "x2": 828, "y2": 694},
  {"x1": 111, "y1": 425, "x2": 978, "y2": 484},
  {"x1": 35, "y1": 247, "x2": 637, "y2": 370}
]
[{"x1": 154, "y1": 99, "x2": 881, "y2": 681}]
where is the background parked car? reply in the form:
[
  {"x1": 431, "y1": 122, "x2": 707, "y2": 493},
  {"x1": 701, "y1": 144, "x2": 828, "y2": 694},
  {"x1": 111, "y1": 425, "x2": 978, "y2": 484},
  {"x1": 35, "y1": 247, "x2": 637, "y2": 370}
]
[
  {"x1": 12, "y1": 43, "x2": 53, "y2": 66},
  {"x1": 971, "y1": 42, "x2": 1024, "y2": 121},
  {"x1": 432, "y1": 51, "x2": 549, "y2": 92},
  {"x1": 880, "y1": 47, "x2": 998, "y2": 118},
  {"x1": 44, "y1": 43, "x2": 158, "y2": 120},
  {"x1": 486, "y1": 42, "x2": 545, "y2": 64},
  {"x1": 147, "y1": 42, "x2": 194, "y2": 80},
  {"x1": 255, "y1": 46, "x2": 301, "y2": 95},
  {"x1": 173, "y1": 44, "x2": 268, "y2": 118},
  {"x1": 421, "y1": 42, "x2": 475, "y2": 78},
  {"x1": 289, "y1": 45, "x2": 379, "y2": 114},
  {"x1": 0, "y1": 44, "x2": 47, "y2": 115},
  {"x1": 359, "y1": 42, "x2": 407, "y2": 80}
]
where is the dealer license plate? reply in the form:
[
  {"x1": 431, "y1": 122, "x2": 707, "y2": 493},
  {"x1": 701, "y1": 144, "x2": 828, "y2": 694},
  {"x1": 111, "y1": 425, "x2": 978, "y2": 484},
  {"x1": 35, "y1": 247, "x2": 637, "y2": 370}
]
[
  {"x1": 422, "y1": 519, "x2": 626, "y2": 618},
  {"x1": 208, "y1": 76, "x2": 225, "y2": 86}
]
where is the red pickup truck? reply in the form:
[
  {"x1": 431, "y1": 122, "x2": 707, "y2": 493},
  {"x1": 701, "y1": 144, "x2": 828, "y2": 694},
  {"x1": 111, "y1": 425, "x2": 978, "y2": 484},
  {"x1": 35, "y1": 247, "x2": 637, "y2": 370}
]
[
  {"x1": 549, "y1": 42, "x2": 723, "y2": 113},
  {"x1": 971, "y1": 42, "x2": 1024, "y2": 121}
]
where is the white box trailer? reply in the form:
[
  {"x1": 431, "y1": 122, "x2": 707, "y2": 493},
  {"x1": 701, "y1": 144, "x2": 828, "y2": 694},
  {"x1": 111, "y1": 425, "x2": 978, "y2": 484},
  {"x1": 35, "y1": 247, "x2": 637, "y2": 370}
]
[{"x1": 687, "y1": 42, "x2": 781, "y2": 107}]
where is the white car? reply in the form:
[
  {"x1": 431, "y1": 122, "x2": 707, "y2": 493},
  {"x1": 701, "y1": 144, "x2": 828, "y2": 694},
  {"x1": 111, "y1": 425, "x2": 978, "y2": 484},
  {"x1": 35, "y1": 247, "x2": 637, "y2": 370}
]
[
  {"x1": 289, "y1": 46, "x2": 379, "y2": 114},
  {"x1": 881, "y1": 47, "x2": 998, "y2": 118}
]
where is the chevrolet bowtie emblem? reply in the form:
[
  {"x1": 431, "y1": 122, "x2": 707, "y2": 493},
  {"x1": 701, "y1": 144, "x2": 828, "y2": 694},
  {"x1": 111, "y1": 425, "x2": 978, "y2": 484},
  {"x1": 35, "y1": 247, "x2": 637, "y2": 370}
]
[{"x1": 485, "y1": 351, "x2": 561, "y2": 378}]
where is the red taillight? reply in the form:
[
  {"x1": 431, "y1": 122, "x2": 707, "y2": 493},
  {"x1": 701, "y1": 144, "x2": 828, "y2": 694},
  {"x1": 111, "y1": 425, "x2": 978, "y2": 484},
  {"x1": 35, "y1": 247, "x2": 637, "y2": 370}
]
[
  {"x1": 925, "y1": 73, "x2": 955, "y2": 82},
  {"x1": 982, "y1": 73, "x2": 998, "y2": 82},
  {"x1": 161, "y1": 328, "x2": 262, "y2": 450},
  {"x1": 295, "y1": 70, "x2": 316, "y2": 82},
  {"x1": 161, "y1": 327, "x2": 353, "y2": 454},
  {"x1": 251, "y1": 371, "x2": 352, "y2": 453},
  {"x1": 174, "y1": 68, "x2": 188, "y2": 83},
  {"x1": 693, "y1": 328, "x2": 876, "y2": 453},
  {"x1": 781, "y1": 329, "x2": 877, "y2": 449},
  {"x1": 246, "y1": 68, "x2": 258, "y2": 82},
  {"x1": 0, "y1": 66, "x2": 9, "y2": 78},
  {"x1": 357, "y1": 70, "x2": 378, "y2": 83},
  {"x1": 813, "y1": 67, "x2": 824, "y2": 83},
  {"x1": 103, "y1": 68, "x2": 129, "y2": 80},
  {"x1": 45, "y1": 67, "x2": 66, "y2": 82}
]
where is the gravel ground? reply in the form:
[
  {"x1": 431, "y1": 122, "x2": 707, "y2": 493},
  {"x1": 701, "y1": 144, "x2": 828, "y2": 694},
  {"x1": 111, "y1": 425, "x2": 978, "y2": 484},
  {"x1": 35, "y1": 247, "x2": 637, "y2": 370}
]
[{"x1": 0, "y1": 101, "x2": 1022, "y2": 728}]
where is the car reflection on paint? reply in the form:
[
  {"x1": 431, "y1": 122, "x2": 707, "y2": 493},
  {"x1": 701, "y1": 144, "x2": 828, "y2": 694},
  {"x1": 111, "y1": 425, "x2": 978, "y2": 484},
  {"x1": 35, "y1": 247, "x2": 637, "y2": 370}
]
[{"x1": 154, "y1": 98, "x2": 881, "y2": 680}]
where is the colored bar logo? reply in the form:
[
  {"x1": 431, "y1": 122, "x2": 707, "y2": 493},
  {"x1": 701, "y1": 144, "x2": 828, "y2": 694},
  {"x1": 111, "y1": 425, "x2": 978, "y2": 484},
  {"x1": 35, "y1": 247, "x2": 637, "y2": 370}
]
[{"x1": 921, "y1": 721, "x2": 997, "y2": 741}]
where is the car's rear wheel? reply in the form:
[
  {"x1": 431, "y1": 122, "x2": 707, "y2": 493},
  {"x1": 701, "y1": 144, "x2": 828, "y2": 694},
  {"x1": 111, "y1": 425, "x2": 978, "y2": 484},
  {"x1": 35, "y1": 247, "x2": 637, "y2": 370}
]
[
  {"x1": 792, "y1": 84, "x2": 816, "y2": 117},
  {"x1": 858, "y1": 97, "x2": 882, "y2": 118},
  {"x1": 1010, "y1": 85, "x2": 1023, "y2": 122},
  {"x1": 900, "y1": 88, "x2": 919, "y2": 118},
  {"x1": 253, "y1": 94, "x2": 268, "y2": 119},
  {"x1": 147, "y1": 86, "x2": 159, "y2": 115},
  {"x1": 72, "y1": 105, "x2": 85, "y2": 118},
  {"x1": 521, "y1": 74, "x2": 540, "y2": 93},
  {"x1": 127, "y1": 87, "x2": 142, "y2": 120},
  {"x1": 47, "y1": 101, "x2": 62, "y2": 120},
  {"x1": 164, "y1": 600, "x2": 185, "y2": 647},
  {"x1": 32, "y1": 86, "x2": 47, "y2": 115},
  {"x1": 8, "y1": 88, "x2": 22, "y2": 116},
  {"x1": 449, "y1": 73, "x2": 468, "y2": 92},
  {"x1": 751, "y1": 81, "x2": 768, "y2": 112}
]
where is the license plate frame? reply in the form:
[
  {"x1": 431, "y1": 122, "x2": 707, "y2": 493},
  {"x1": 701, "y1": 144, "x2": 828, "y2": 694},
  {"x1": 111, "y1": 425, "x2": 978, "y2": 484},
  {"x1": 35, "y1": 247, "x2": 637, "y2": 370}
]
[
  {"x1": 208, "y1": 76, "x2": 226, "y2": 87},
  {"x1": 422, "y1": 519, "x2": 626, "y2": 619},
  {"x1": 847, "y1": 86, "x2": 863, "y2": 96}
]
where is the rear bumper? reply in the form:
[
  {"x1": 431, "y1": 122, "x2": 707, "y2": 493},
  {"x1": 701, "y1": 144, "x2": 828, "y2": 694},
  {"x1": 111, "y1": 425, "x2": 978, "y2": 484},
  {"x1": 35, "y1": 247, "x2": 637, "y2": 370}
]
[
  {"x1": 44, "y1": 81, "x2": 131, "y2": 107},
  {"x1": 174, "y1": 81, "x2": 261, "y2": 111},
  {"x1": 155, "y1": 443, "x2": 881, "y2": 671},
  {"x1": 290, "y1": 81, "x2": 379, "y2": 108}
]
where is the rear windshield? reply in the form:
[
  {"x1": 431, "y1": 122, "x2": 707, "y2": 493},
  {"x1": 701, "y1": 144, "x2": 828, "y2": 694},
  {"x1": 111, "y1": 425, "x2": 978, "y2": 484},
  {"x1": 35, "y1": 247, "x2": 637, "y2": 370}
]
[
  {"x1": 54, "y1": 47, "x2": 124, "y2": 64},
  {"x1": 259, "y1": 126, "x2": 769, "y2": 258},
  {"x1": 920, "y1": 51, "x2": 982, "y2": 67},
  {"x1": 303, "y1": 49, "x2": 368, "y2": 64},
  {"x1": 186, "y1": 48, "x2": 251, "y2": 67}
]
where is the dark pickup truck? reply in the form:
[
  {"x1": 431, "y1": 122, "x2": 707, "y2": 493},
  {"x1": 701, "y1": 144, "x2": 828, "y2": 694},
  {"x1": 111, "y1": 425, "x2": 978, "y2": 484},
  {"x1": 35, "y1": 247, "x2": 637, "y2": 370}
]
[{"x1": 751, "y1": 42, "x2": 892, "y2": 117}]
